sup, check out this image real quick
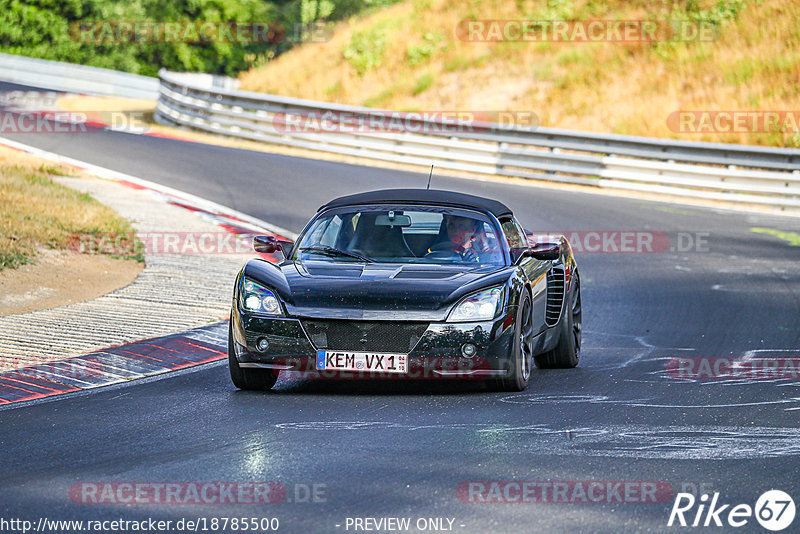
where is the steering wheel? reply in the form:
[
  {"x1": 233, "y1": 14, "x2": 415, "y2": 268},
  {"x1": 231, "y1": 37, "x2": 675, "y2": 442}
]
[
  {"x1": 423, "y1": 242, "x2": 460, "y2": 261},
  {"x1": 424, "y1": 242, "x2": 478, "y2": 262}
]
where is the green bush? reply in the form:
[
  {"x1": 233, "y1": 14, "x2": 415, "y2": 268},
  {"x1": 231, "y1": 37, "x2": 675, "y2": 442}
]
[
  {"x1": 0, "y1": 0, "x2": 402, "y2": 76},
  {"x1": 343, "y1": 26, "x2": 386, "y2": 75},
  {"x1": 406, "y1": 32, "x2": 443, "y2": 66}
]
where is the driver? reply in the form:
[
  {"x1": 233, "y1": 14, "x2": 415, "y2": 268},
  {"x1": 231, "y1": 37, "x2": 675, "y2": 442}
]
[{"x1": 428, "y1": 214, "x2": 492, "y2": 262}]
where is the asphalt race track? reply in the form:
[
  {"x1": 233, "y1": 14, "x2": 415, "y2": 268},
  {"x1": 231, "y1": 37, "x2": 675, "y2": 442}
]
[{"x1": 1, "y1": 83, "x2": 800, "y2": 533}]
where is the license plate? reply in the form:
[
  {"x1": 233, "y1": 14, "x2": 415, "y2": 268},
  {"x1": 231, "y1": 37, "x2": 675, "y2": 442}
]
[{"x1": 316, "y1": 350, "x2": 407, "y2": 374}]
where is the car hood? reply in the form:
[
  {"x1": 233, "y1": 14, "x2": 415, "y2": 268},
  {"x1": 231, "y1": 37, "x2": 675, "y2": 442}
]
[{"x1": 243, "y1": 259, "x2": 512, "y2": 321}]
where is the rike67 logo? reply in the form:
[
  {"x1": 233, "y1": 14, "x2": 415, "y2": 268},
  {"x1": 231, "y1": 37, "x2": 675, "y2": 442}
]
[{"x1": 668, "y1": 490, "x2": 795, "y2": 531}]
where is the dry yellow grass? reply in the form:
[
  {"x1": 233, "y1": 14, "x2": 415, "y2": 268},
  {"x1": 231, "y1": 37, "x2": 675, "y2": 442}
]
[
  {"x1": 0, "y1": 147, "x2": 140, "y2": 270},
  {"x1": 239, "y1": 0, "x2": 800, "y2": 147}
]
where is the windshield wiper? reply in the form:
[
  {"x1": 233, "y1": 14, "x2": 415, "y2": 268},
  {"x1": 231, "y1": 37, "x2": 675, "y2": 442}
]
[{"x1": 298, "y1": 246, "x2": 374, "y2": 263}]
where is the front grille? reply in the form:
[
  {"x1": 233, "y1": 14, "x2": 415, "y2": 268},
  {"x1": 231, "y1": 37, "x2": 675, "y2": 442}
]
[
  {"x1": 301, "y1": 320, "x2": 429, "y2": 353},
  {"x1": 545, "y1": 266, "x2": 566, "y2": 327}
]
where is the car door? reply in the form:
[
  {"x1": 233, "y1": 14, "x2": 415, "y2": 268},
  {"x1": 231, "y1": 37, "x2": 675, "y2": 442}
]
[{"x1": 501, "y1": 217, "x2": 549, "y2": 334}]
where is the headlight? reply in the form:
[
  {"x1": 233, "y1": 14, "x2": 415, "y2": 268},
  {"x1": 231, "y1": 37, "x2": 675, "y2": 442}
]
[
  {"x1": 240, "y1": 278, "x2": 282, "y2": 315},
  {"x1": 448, "y1": 286, "x2": 503, "y2": 322}
]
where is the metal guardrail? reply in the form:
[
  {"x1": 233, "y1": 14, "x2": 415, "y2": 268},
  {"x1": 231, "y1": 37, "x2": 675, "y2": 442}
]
[
  {"x1": 167, "y1": 70, "x2": 800, "y2": 208},
  {"x1": 2, "y1": 51, "x2": 795, "y2": 208},
  {"x1": 0, "y1": 53, "x2": 159, "y2": 99}
]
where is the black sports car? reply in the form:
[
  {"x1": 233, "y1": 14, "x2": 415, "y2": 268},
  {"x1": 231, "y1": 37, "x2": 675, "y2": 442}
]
[{"x1": 229, "y1": 189, "x2": 581, "y2": 391}]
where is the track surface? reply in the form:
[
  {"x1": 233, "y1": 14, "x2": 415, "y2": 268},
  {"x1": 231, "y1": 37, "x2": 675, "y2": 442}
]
[{"x1": 1, "y1": 83, "x2": 800, "y2": 533}]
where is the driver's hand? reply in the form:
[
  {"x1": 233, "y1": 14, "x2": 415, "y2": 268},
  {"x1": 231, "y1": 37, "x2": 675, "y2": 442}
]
[{"x1": 461, "y1": 249, "x2": 479, "y2": 262}]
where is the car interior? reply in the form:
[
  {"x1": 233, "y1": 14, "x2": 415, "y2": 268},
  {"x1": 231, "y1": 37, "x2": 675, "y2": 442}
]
[{"x1": 324, "y1": 210, "x2": 502, "y2": 260}]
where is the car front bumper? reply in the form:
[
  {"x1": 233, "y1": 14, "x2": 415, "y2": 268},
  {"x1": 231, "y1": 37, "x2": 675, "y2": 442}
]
[{"x1": 231, "y1": 308, "x2": 520, "y2": 379}]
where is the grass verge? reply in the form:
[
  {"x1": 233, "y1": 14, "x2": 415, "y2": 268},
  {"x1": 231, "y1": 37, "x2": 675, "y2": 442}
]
[{"x1": 0, "y1": 147, "x2": 142, "y2": 270}]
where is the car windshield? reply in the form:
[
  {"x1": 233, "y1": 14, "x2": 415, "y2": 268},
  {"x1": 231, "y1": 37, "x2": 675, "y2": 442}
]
[{"x1": 294, "y1": 205, "x2": 506, "y2": 266}]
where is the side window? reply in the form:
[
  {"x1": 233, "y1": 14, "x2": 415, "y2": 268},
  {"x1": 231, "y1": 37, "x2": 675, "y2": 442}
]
[
  {"x1": 501, "y1": 218, "x2": 526, "y2": 249},
  {"x1": 317, "y1": 215, "x2": 343, "y2": 247},
  {"x1": 477, "y1": 222, "x2": 499, "y2": 250},
  {"x1": 513, "y1": 218, "x2": 530, "y2": 247}
]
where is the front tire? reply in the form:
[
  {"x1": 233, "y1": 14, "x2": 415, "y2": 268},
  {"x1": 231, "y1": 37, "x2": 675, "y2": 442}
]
[
  {"x1": 495, "y1": 290, "x2": 534, "y2": 391},
  {"x1": 535, "y1": 272, "x2": 581, "y2": 369},
  {"x1": 228, "y1": 320, "x2": 278, "y2": 391}
]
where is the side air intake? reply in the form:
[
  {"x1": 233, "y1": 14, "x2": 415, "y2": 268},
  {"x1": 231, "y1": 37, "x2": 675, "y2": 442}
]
[{"x1": 545, "y1": 266, "x2": 566, "y2": 327}]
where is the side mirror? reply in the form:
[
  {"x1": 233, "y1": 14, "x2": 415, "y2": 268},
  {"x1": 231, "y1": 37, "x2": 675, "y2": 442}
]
[
  {"x1": 253, "y1": 235, "x2": 294, "y2": 258},
  {"x1": 512, "y1": 240, "x2": 561, "y2": 263},
  {"x1": 253, "y1": 235, "x2": 280, "y2": 254},
  {"x1": 530, "y1": 241, "x2": 560, "y2": 260},
  {"x1": 511, "y1": 247, "x2": 532, "y2": 264}
]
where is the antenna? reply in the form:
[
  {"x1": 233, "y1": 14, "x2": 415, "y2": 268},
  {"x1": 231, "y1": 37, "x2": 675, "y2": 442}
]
[{"x1": 426, "y1": 164, "x2": 434, "y2": 190}]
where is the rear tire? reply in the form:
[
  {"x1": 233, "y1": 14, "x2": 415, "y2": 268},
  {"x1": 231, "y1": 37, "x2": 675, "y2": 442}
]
[
  {"x1": 228, "y1": 321, "x2": 278, "y2": 391},
  {"x1": 494, "y1": 290, "x2": 534, "y2": 391},
  {"x1": 535, "y1": 272, "x2": 581, "y2": 369}
]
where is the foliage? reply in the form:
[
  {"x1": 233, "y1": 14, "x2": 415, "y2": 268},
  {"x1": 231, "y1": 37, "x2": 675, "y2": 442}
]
[
  {"x1": 0, "y1": 0, "x2": 401, "y2": 76},
  {"x1": 343, "y1": 26, "x2": 386, "y2": 75}
]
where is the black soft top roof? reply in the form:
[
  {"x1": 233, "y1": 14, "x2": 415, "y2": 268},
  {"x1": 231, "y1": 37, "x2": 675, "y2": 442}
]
[{"x1": 318, "y1": 189, "x2": 513, "y2": 218}]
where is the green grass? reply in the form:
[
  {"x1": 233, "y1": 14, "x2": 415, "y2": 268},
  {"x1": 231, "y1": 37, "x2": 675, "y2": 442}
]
[
  {"x1": 412, "y1": 72, "x2": 434, "y2": 95},
  {"x1": 443, "y1": 53, "x2": 470, "y2": 72},
  {"x1": 343, "y1": 26, "x2": 387, "y2": 76},
  {"x1": 405, "y1": 32, "x2": 444, "y2": 66},
  {"x1": 0, "y1": 151, "x2": 142, "y2": 271},
  {"x1": 363, "y1": 86, "x2": 399, "y2": 108}
]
